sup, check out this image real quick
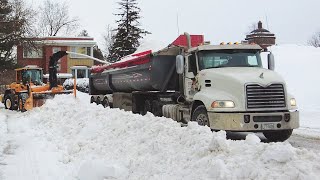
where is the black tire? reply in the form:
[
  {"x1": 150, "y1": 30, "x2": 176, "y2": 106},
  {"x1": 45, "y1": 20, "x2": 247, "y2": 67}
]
[
  {"x1": 191, "y1": 105, "x2": 210, "y2": 127},
  {"x1": 65, "y1": 85, "x2": 71, "y2": 90},
  {"x1": 4, "y1": 94, "x2": 16, "y2": 110},
  {"x1": 142, "y1": 100, "x2": 152, "y2": 115},
  {"x1": 102, "y1": 97, "x2": 109, "y2": 108},
  {"x1": 152, "y1": 100, "x2": 162, "y2": 116},
  {"x1": 18, "y1": 93, "x2": 28, "y2": 112},
  {"x1": 90, "y1": 96, "x2": 95, "y2": 104},
  {"x1": 96, "y1": 97, "x2": 101, "y2": 105},
  {"x1": 263, "y1": 129, "x2": 293, "y2": 142}
]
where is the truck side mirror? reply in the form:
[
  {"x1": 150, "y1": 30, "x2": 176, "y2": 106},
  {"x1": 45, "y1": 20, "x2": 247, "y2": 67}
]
[
  {"x1": 176, "y1": 55, "x2": 184, "y2": 74},
  {"x1": 268, "y1": 52, "x2": 275, "y2": 70}
]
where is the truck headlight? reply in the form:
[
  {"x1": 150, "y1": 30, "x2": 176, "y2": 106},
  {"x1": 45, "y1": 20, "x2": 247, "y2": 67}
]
[
  {"x1": 290, "y1": 98, "x2": 297, "y2": 106},
  {"x1": 211, "y1": 101, "x2": 235, "y2": 108}
]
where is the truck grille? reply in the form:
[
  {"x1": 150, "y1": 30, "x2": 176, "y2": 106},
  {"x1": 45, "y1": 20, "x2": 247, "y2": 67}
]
[{"x1": 246, "y1": 84, "x2": 286, "y2": 109}]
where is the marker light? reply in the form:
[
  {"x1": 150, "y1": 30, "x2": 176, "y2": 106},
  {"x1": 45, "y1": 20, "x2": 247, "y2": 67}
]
[{"x1": 290, "y1": 98, "x2": 297, "y2": 106}]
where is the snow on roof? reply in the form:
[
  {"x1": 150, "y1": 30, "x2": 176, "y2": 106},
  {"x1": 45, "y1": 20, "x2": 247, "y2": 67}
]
[
  {"x1": 42, "y1": 40, "x2": 96, "y2": 46},
  {"x1": 43, "y1": 73, "x2": 72, "y2": 78},
  {"x1": 70, "y1": 66, "x2": 89, "y2": 69}
]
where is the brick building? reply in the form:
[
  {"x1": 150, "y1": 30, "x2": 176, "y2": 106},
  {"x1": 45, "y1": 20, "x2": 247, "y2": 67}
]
[
  {"x1": 245, "y1": 21, "x2": 276, "y2": 51},
  {"x1": 17, "y1": 37, "x2": 96, "y2": 78}
]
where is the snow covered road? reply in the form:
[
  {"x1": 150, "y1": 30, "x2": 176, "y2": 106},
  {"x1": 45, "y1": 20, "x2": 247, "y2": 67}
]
[{"x1": 1, "y1": 93, "x2": 320, "y2": 180}]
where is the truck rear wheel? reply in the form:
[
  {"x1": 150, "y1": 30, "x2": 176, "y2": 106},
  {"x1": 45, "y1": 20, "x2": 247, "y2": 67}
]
[
  {"x1": 263, "y1": 129, "x2": 293, "y2": 142},
  {"x1": 102, "y1": 97, "x2": 110, "y2": 108},
  {"x1": 90, "y1": 96, "x2": 95, "y2": 103},
  {"x1": 96, "y1": 97, "x2": 101, "y2": 105},
  {"x1": 191, "y1": 105, "x2": 210, "y2": 127},
  {"x1": 142, "y1": 100, "x2": 152, "y2": 115}
]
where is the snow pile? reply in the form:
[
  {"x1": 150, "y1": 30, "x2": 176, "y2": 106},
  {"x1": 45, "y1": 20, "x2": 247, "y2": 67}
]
[
  {"x1": 63, "y1": 78, "x2": 89, "y2": 92},
  {"x1": 1, "y1": 93, "x2": 319, "y2": 179}
]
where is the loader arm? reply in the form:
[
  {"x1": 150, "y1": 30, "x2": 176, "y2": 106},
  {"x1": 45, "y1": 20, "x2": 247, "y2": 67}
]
[{"x1": 49, "y1": 51, "x2": 68, "y2": 89}]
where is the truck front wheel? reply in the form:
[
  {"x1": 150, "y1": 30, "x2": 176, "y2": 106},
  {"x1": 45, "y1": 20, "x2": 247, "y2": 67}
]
[
  {"x1": 263, "y1": 129, "x2": 293, "y2": 142},
  {"x1": 191, "y1": 105, "x2": 210, "y2": 127}
]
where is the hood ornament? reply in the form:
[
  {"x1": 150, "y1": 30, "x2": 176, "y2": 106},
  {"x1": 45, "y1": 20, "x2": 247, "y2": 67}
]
[{"x1": 259, "y1": 73, "x2": 264, "y2": 79}]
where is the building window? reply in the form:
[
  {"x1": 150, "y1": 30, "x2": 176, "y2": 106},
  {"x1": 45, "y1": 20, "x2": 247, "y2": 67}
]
[
  {"x1": 71, "y1": 66, "x2": 89, "y2": 78},
  {"x1": 70, "y1": 47, "x2": 92, "y2": 58},
  {"x1": 23, "y1": 46, "x2": 43, "y2": 58}
]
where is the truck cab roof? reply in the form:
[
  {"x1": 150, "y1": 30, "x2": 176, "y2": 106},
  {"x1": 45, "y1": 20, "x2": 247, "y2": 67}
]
[{"x1": 188, "y1": 44, "x2": 262, "y2": 53}]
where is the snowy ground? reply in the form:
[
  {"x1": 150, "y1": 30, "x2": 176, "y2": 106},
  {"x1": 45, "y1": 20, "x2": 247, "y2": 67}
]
[
  {"x1": 0, "y1": 44, "x2": 320, "y2": 179},
  {"x1": 1, "y1": 93, "x2": 320, "y2": 180}
]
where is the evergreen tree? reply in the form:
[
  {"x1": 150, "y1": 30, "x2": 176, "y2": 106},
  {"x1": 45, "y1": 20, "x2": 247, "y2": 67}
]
[
  {"x1": 93, "y1": 45, "x2": 105, "y2": 65},
  {"x1": 0, "y1": 0, "x2": 14, "y2": 68},
  {"x1": 108, "y1": 0, "x2": 150, "y2": 62},
  {"x1": 0, "y1": 0, "x2": 35, "y2": 69}
]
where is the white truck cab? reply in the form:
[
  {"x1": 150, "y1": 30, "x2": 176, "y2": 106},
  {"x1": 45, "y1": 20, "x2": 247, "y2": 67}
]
[{"x1": 176, "y1": 42, "x2": 299, "y2": 142}]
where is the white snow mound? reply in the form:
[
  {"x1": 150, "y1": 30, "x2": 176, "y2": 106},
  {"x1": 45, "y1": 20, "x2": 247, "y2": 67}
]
[{"x1": 1, "y1": 92, "x2": 318, "y2": 179}]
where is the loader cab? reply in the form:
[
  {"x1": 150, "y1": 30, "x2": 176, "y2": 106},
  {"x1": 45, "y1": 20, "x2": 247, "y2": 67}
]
[{"x1": 16, "y1": 66, "x2": 43, "y2": 85}]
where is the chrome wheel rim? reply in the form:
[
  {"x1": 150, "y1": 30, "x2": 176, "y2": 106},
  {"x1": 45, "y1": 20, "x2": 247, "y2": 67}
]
[{"x1": 196, "y1": 114, "x2": 208, "y2": 126}]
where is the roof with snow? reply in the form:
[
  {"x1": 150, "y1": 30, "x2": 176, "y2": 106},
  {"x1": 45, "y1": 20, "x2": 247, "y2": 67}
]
[{"x1": 31, "y1": 37, "x2": 96, "y2": 46}]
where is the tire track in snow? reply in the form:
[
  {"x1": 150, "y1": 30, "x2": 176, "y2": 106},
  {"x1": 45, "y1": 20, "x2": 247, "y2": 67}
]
[
  {"x1": 0, "y1": 110, "x2": 71, "y2": 180},
  {"x1": 0, "y1": 112, "x2": 9, "y2": 179}
]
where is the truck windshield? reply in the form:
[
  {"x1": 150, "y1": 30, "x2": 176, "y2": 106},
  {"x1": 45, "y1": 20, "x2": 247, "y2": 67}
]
[
  {"x1": 22, "y1": 69, "x2": 42, "y2": 85},
  {"x1": 198, "y1": 50, "x2": 262, "y2": 70}
]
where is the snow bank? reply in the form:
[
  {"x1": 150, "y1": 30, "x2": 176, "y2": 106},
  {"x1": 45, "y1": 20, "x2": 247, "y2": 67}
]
[
  {"x1": 63, "y1": 78, "x2": 89, "y2": 92},
  {"x1": 2, "y1": 93, "x2": 318, "y2": 179}
]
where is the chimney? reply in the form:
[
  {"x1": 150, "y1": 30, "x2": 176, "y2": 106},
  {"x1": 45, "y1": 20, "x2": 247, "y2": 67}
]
[{"x1": 258, "y1": 21, "x2": 262, "y2": 29}]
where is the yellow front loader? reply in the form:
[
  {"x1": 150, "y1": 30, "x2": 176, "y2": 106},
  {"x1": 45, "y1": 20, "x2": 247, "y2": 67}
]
[{"x1": 1, "y1": 51, "x2": 73, "y2": 111}]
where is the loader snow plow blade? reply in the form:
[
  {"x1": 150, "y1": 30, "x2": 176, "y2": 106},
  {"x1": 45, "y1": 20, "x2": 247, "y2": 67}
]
[{"x1": 24, "y1": 90, "x2": 73, "y2": 111}]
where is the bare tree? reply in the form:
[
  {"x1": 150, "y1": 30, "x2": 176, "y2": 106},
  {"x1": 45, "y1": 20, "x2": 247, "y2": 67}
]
[
  {"x1": 308, "y1": 32, "x2": 320, "y2": 48},
  {"x1": 247, "y1": 22, "x2": 257, "y2": 34},
  {"x1": 103, "y1": 25, "x2": 115, "y2": 58},
  {"x1": 37, "y1": 0, "x2": 79, "y2": 36}
]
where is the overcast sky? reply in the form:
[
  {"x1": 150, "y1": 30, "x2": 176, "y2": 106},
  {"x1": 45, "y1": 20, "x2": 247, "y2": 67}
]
[{"x1": 27, "y1": 0, "x2": 320, "y2": 49}]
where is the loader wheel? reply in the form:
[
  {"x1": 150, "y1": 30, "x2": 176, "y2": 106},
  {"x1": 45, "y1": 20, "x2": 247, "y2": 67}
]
[
  {"x1": 4, "y1": 94, "x2": 15, "y2": 110},
  {"x1": 18, "y1": 94, "x2": 28, "y2": 112},
  {"x1": 263, "y1": 129, "x2": 293, "y2": 142},
  {"x1": 191, "y1": 105, "x2": 210, "y2": 127}
]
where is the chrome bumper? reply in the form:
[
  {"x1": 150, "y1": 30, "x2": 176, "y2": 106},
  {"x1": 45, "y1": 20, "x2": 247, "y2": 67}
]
[{"x1": 208, "y1": 110, "x2": 299, "y2": 131}]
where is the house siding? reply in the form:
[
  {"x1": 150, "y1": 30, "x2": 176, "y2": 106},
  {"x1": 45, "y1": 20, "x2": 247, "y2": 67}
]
[
  {"x1": 17, "y1": 37, "x2": 95, "y2": 74},
  {"x1": 67, "y1": 58, "x2": 94, "y2": 73},
  {"x1": 17, "y1": 46, "x2": 43, "y2": 68}
]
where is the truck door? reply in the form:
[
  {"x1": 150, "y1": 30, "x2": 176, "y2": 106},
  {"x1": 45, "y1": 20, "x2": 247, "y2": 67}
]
[{"x1": 184, "y1": 52, "x2": 199, "y2": 101}]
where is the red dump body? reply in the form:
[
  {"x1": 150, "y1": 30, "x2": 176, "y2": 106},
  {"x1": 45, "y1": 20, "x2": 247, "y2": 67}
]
[{"x1": 91, "y1": 35, "x2": 204, "y2": 74}]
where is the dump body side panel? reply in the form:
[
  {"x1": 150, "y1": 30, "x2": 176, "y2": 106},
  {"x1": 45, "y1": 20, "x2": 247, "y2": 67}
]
[{"x1": 89, "y1": 55, "x2": 179, "y2": 94}]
